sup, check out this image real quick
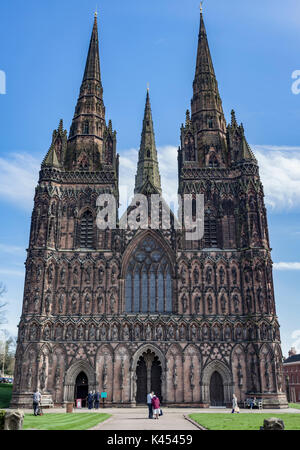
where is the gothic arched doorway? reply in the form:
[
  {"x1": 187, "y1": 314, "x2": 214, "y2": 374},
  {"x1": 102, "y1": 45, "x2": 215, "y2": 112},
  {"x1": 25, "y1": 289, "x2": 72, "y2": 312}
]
[
  {"x1": 136, "y1": 350, "x2": 162, "y2": 404},
  {"x1": 74, "y1": 371, "x2": 88, "y2": 407},
  {"x1": 209, "y1": 371, "x2": 224, "y2": 406}
]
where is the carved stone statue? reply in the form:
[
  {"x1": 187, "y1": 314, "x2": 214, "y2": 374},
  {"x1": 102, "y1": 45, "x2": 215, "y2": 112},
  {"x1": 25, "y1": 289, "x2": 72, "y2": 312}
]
[
  {"x1": 231, "y1": 266, "x2": 237, "y2": 284},
  {"x1": 101, "y1": 325, "x2": 106, "y2": 341},
  {"x1": 233, "y1": 294, "x2": 240, "y2": 313},
  {"x1": 156, "y1": 325, "x2": 163, "y2": 340},
  {"x1": 73, "y1": 266, "x2": 79, "y2": 285},
  {"x1": 60, "y1": 267, "x2": 66, "y2": 284},
  {"x1": 219, "y1": 266, "x2": 225, "y2": 285},
  {"x1": 85, "y1": 294, "x2": 91, "y2": 313},
  {"x1": 191, "y1": 325, "x2": 197, "y2": 341},
  {"x1": 98, "y1": 266, "x2": 104, "y2": 284},
  {"x1": 123, "y1": 325, "x2": 130, "y2": 341},
  {"x1": 146, "y1": 325, "x2": 152, "y2": 340},
  {"x1": 193, "y1": 267, "x2": 199, "y2": 285},
  {"x1": 58, "y1": 293, "x2": 64, "y2": 313},
  {"x1": 220, "y1": 294, "x2": 226, "y2": 313},
  {"x1": 85, "y1": 266, "x2": 91, "y2": 283},
  {"x1": 110, "y1": 294, "x2": 116, "y2": 314},
  {"x1": 97, "y1": 294, "x2": 104, "y2": 312},
  {"x1": 72, "y1": 294, "x2": 77, "y2": 313},
  {"x1": 45, "y1": 293, "x2": 51, "y2": 314},
  {"x1": 111, "y1": 266, "x2": 117, "y2": 284},
  {"x1": 206, "y1": 267, "x2": 212, "y2": 284},
  {"x1": 39, "y1": 359, "x2": 47, "y2": 392},
  {"x1": 182, "y1": 295, "x2": 188, "y2": 313},
  {"x1": 47, "y1": 264, "x2": 53, "y2": 283},
  {"x1": 26, "y1": 365, "x2": 33, "y2": 389},
  {"x1": 194, "y1": 296, "x2": 201, "y2": 313},
  {"x1": 207, "y1": 295, "x2": 213, "y2": 313}
]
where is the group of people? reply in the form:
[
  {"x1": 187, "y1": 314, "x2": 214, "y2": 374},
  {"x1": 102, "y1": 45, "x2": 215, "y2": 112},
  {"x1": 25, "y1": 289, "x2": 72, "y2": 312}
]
[
  {"x1": 87, "y1": 391, "x2": 101, "y2": 409},
  {"x1": 147, "y1": 391, "x2": 161, "y2": 420}
]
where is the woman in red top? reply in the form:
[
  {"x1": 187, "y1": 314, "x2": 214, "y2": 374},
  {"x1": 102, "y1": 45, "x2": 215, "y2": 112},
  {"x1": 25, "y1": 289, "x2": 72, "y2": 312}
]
[{"x1": 151, "y1": 394, "x2": 160, "y2": 420}]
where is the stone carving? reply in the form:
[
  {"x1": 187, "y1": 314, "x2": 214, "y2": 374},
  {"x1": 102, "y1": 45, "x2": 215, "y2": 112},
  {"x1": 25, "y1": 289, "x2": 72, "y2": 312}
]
[{"x1": 4, "y1": 411, "x2": 24, "y2": 430}]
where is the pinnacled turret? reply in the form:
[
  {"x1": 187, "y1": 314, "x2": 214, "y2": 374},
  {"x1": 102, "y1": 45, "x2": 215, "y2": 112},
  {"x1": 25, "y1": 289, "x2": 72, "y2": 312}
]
[
  {"x1": 42, "y1": 119, "x2": 68, "y2": 169},
  {"x1": 227, "y1": 110, "x2": 257, "y2": 164}
]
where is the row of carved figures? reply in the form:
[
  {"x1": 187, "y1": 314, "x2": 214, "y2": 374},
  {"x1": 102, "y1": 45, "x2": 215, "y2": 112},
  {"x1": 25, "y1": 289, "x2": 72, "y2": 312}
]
[{"x1": 21, "y1": 321, "x2": 280, "y2": 343}]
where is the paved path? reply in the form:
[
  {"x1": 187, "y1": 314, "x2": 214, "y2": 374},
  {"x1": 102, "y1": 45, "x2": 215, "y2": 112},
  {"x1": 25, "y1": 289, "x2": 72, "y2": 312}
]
[{"x1": 91, "y1": 408, "x2": 198, "y2": 430}]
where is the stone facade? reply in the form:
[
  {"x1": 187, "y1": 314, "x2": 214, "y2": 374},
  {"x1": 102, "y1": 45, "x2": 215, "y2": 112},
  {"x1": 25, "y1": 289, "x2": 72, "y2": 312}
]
[{"x1": 11, "y1": 11, "x2": 288, "y2": 409}]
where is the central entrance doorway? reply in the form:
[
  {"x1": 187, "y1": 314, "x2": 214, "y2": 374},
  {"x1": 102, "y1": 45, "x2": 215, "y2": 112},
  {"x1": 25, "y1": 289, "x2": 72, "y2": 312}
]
[
  {"x1": 74, "y1": 371, "x2": 88, "y2": 407},
  {"x1": 209, "y1": 371, "x2": 224, "y2": 406},
  {"x1": 136, "y1": 350, "x2": 162, "y2": 404}
]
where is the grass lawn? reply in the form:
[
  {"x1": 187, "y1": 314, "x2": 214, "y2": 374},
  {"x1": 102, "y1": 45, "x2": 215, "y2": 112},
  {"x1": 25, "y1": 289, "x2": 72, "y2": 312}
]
[
  {"x1": 23, "y1": 413, "x2": 111, "y2": 430},
  {"x1": 189, "y1": 413, "x2": 300, "y2": 430},
  {"x1": 0, "y1": 384, "x2": 13, "y2": 408},
  {"x1": 289, "y1": 403, "x2": 300, "y2": 410}
]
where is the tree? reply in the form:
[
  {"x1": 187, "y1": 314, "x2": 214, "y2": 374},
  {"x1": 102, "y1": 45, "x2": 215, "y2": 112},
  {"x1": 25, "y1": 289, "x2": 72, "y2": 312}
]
[
  {"x1": 0, "y1": 282, "x2": 7, "y2": 325},
  {"x1": 0, "y1": 331, "x2": 16, "y2": 377}
]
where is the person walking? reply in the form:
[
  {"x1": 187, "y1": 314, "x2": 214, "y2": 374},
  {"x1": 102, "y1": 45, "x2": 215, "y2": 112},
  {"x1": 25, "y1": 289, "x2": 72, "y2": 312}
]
[
  {"x1": 231, "y1": 394, "x2": 240, "y2": 413},
  {"x1": 32, "y1": 390, "x2": 41, "y2": 416},
  {"x1": 151, "y1": 393, "x2": 161, "y2": 420},
  {"x1": 87, "y1": 391, "x2": 94, "y2": 410},
  {"x1": 94, "y1": 391, "x2": 100, "y2": 409},
  {"x1": 147, "y1": 391, "x2": 154, "y2": 419}
]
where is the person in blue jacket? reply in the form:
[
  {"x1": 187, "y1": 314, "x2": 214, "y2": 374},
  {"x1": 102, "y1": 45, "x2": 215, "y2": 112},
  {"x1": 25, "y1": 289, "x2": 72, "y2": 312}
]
[
  {"x1": 94, "y1": 391, "x2": 100, "y2": 409},
  {"x1": 87, "y1": 391, "x2": 94, "y2": 410}
]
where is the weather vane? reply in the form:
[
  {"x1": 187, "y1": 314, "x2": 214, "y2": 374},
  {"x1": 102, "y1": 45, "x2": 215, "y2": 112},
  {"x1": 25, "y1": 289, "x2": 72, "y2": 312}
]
[
  {"x1": 147, "y1": 82, "x2": 150, "y2": 92},
  {"x1": 95, "y1": 5, "x2": 98, "y2": 18},
  {"x1": 200, "y1": 1, "x2": 203, "y2": 13}
]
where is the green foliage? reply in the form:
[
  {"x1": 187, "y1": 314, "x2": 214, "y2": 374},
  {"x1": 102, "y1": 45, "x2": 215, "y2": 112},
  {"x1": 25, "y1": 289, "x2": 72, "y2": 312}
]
[
  {"x1": 289, "y1": 403, "x2": 300, "y2": 410},
  {"x1": 0, "y1": 384, "x2": 13, "y2": 408},
  {"x1": 189, "y1": 413, "x2": 300, "y2": 430},
  {"x1": 23, "y1": 413, "x2": 111, "y2": 430},
  {"x1": 0, "y1": 410, "x2": 5, "y2": 430}
]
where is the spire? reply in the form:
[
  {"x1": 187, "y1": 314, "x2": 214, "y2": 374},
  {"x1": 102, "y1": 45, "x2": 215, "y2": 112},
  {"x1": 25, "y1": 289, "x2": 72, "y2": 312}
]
[
  {"x1": 134, "y1": 89, "x2": 162, "y2": 195},
  {"x1": 83, "y1": 13, "x2": 101, "y2": 83},
  {"x1": 68, "y1": 14, "x2": 105, "y2": 146},
  {"x1": 191, "y1": 9, "x2": 226, "y2": 135}
]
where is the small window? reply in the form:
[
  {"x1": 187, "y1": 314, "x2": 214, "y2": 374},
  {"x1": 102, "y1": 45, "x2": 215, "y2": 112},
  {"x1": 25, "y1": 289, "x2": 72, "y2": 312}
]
[
  {"x1": 80, "y1": 211, "x2": 94, "y2": 249},
  {"x1": 83, "y1": 121, "x2": 89, "y2": 135}
]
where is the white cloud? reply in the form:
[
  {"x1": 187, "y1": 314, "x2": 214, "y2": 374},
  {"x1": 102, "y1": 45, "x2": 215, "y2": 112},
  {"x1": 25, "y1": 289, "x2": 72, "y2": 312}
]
[
  {"x1": 0, "y1": 153, "x2": 39, "y2": 210},
  {"x1": 273, "y1": 262, "x2": 300, "y2": 270},
  {"x1": 291, "y1": 330, "x2": 300, "y2": 353},
  {"x1": 0, "y1": 144, "x2": 300, "y2": 213},
  {"x1": 252, "y1": 145, "x2": 300, "y2": 211},
  {"x1": 0, "y1": 244, "x2": 25, "y2": 254}
]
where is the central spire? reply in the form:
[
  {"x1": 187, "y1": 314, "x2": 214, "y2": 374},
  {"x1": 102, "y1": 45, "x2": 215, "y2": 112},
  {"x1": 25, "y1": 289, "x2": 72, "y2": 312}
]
[{"x1": 134, "y1": 89, "x2": 162, "y2": 195}]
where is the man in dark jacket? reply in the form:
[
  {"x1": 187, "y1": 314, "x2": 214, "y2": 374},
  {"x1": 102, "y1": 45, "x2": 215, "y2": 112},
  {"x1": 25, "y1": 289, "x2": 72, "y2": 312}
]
[
  {"x1": 87, "y1": 391, "x2": 94, "y2": 410},
  {"x1": 33, "y1": 390, "x2": 41, "y2": 416},
  {"x1": 94, "y1": 391, "x2": 100, "y2": 409}
]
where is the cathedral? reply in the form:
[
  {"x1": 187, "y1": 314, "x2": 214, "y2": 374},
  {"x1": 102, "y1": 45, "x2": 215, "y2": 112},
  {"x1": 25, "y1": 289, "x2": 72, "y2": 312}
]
[{"x1": 11, "y1": 10, "x2": 288, "y2": 409}]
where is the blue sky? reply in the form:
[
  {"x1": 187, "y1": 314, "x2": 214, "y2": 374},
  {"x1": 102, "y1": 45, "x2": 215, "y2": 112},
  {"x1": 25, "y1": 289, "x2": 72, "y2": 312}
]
[{"x1": 0, "y1": 0, "x2": 300, "y2": 356}]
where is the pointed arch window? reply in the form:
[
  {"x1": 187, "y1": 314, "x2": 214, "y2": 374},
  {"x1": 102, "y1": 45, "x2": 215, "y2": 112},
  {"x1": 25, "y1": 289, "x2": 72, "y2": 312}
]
[
  {"x1": 204, "y1": 210, "x2": 218, "y2": 248},
  {"x1": 79, "y1": 210, "x2": 94, "y2": 249},
  {"x1": 83, "y1": 121, "x2": 89, "y2": 135},
  {"x1": 125, "y1": 237, "x2": 172, "y2": 313}
]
